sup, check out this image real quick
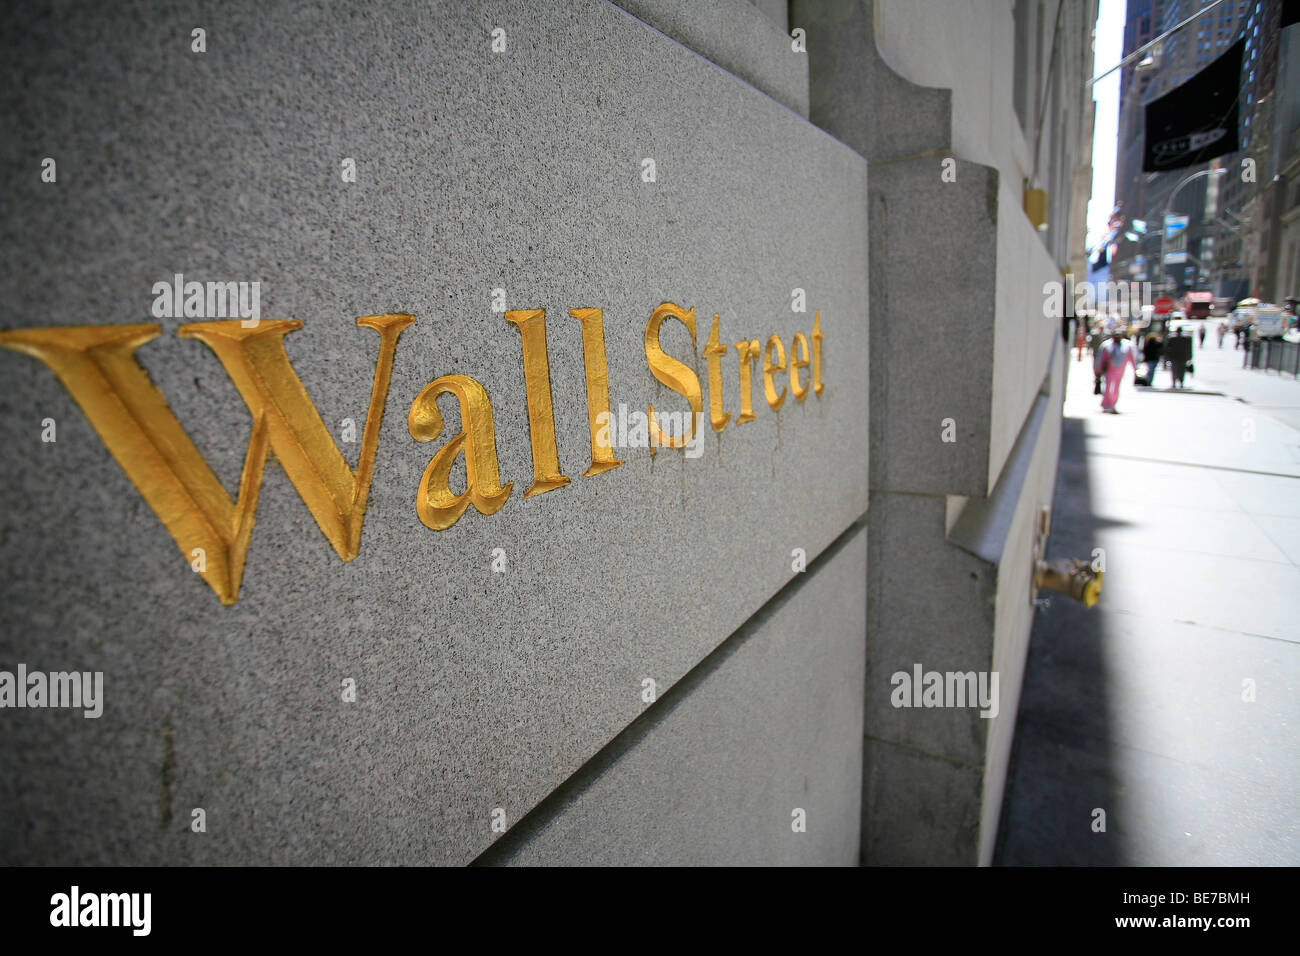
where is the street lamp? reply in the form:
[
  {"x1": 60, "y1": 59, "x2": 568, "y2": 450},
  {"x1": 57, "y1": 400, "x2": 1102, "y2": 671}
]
[{"x1": 1159, "y1": 167, "x2": 1228, "y2": 295}]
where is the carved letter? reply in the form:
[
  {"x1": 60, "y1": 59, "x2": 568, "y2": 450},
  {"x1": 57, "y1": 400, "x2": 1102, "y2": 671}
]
[
  {"x1": 703, "y1": 314, "x2": 730, "y2": 432},
  {"x1": 789, "y1": 332, "x2": 810, "y2": 402},
  {"x1": 763, "y1": 334, "x2": 787, "y2": 411},
  {"x1": 569, "y1": 308, "x2": 623, "y2": 478},
  {"x1": 734, "y1": 339, "x2": 761, "y2": 424},
  {"x1": 811, "y1": 310, "x2": 825, "y2": 396},
  {"x1": 644, "y1": 303, "x2": 702, "y2": 453},
  {"x1": 408, "y1": 374, "x2": 512, "y2": 530},
  {"x1": 504, "y1": 309, "x2": 570, "y2": 497},
  {"x1": 0, "y1": 316, "x2": 413, "y2": 605}
]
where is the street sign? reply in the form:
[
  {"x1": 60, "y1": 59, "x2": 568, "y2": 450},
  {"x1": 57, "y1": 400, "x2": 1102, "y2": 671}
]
[
  {"x1": 1163, "y1": 213, "x2": 1189, "y2": 264},
  {"x1": 1154, "y1": 296, "x2": 1175, "y2": 315}
]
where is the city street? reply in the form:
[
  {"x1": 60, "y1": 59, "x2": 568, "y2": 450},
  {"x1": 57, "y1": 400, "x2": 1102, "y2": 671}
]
[{"x1": 999, "y1": 331, "x2": 1300, "y2": 865}]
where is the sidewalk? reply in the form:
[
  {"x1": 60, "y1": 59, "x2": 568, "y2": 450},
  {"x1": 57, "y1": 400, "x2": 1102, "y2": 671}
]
[
  {"x1": 1189, "y1": 336, "x2": 1300, "y2": 433},
  {"x1": 997, "y1": 335, "x2": 1300, "y2": 866}
]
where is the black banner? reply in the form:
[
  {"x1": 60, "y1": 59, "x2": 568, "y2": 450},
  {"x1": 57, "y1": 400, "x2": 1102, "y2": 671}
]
[
  {"x1": 0, "y1": 866, "x2": 1282, "y2": 943},
  {"x1": 1143, "y1": 38, "x2": 1243, "y2": 172}
]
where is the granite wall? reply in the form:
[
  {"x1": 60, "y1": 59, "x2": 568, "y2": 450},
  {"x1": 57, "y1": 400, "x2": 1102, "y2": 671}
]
[
  {"x1": 1, "y1": 0, "x2": 1093, "y2": 866},
  {"x1": 0, "y1": 0, "x2": 868, "y2": 865},
  {"x1": 796, "y1": 0, "x2": 1091, "y2": 864}
]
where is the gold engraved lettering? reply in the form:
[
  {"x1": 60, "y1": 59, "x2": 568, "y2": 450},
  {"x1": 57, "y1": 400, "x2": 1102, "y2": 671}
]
[
  {"x1": 504, "y1": 309, "x2": 570, "y2": 497},
  {"x1": 734, "y1": 338, "x2": 761, "y2": 424},
  {"x1": 644, "y1": 303, "x2": 702, "y2": 453},
  {"x1": 408, "y1": 374, "x2": 513, "y2": 530},
  {"x1": 790, "y1": 332, "x2": 811, "y2": 402},
  {"x1": 762, "y1": 334, "x2": 787, "y2": 412},
  {"x1": 703, "y1": 314, "x2": 730, "y2": 432},
  {"x1": 0, "y1": 315, "x2": 413, "y2": 605},
  {"x1": 568, "y1": 308, "x2": 622, "y2": 478},
  {"x1": 811, "y1": 310, "x2": 825, "y2": 396}
]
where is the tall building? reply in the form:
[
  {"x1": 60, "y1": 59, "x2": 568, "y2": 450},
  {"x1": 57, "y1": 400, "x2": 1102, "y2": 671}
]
[
  {"x1": 1219, "y1": 0, "x2": 1282, "y2": 300},
  {"x1": 1252, "y1": 3, "x2": 1300, "y2": 303},
  {"x1": 1111, "y1": 0, "x2": 1167, "y2": 283},
  {"x1": 1111, "y1": 0, "x2": 1274, "y2": 301}
]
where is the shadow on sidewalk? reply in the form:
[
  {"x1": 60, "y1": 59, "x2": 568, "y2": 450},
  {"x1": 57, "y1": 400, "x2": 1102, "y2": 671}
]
[{"x1": 995, "y1": 414, "x2": 1125, "y2": 865}]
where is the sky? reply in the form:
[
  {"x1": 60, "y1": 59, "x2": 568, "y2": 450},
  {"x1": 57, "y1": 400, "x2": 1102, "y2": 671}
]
[{"x1": 1086, "y1": 0, "x2": 1126, "y2": 249}]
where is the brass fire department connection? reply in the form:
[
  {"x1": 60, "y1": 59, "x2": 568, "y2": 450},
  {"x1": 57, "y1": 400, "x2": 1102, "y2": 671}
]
[
  {"x1": 1029, "y1": 507, "x2": 1102, "y2": 609},
  {"x1": 1034, "y1": 558, "x2": 1102, "y2": 608}
]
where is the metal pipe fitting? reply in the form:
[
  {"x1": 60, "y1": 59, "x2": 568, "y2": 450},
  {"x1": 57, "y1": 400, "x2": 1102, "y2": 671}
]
[{"x1": 1034, "y1": 558, "x2": 1102, "y2": 608}]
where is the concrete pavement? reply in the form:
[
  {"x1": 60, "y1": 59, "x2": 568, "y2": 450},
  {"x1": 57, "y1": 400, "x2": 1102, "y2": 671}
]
[
  {"x1": 1190, "y1": 334, "x2": 1300, "y2": 433},
  {"x1": 997, "y1": 332, "x2": 1300, "y2": 866}
]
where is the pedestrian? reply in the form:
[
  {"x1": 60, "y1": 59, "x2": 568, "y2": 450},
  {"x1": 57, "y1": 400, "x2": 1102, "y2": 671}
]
[
  {"x1": 1094, "y1": 326, "x2": 1136, "y2": 413},
  {"x1": 1217, "y1": 320, "x2": 1227, "y2": 348},
  {"x1": 1141, "y1": 332, "x2": 1162, "y2": 386},
  {"x1": 1166, "y1": 327, "x2": 1192, "y2": 388},
  {"x1": 1198, "y1": 323, "x2": 1206, "y2": 348}
]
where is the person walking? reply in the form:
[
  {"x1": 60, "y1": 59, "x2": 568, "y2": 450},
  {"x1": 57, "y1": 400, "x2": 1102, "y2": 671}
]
[
  {"x1": 1198, "y1": 323, "x2": 1207, "y2": 348},
  {"x1": 1094, "y1": 326, "x2": 1137, "y2": 413},
  {"x1": 1166, "y1": 327, "x2": 1193, "y2": 388},
  {"x1": 1141, "y1": 332, "x2": 1163, "y2": 386},
  {"x1": 1087, "y1": 319, "x2": 1104, "y2": 361},
  {"x1": 1217, "y1": 320, "x2": 1227, "y2": 348}
]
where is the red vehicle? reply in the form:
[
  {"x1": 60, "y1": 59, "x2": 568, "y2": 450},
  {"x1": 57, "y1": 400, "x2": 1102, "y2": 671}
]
[{"x1": 1183, "y1": 291, "x2": 1213, "y2": 321}]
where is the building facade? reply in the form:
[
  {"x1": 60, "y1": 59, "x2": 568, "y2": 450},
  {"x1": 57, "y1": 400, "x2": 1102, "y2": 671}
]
[
  {"x1": 1111, "y1": 0, "x2": 1284, "y2": 303},
  {"x1": 1253, "y1": 5, "x2": 1300, "y2": 304},
  {"x1": 0, "y1": 0, "x2": 1095, "y2": 866}
]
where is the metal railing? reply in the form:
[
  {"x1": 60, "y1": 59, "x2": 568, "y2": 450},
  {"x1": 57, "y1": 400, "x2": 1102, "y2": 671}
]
[{"x1": 1245, "y1": 339, "x2": 1300, "y2": 378}]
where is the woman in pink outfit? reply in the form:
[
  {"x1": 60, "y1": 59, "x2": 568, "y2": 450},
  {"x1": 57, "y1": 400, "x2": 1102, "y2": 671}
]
[{"x1": 1093, "y1": 328, "x2": 1136, "y2": 413}]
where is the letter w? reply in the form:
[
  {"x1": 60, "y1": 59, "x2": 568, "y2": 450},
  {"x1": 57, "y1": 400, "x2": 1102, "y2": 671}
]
[{"x1": 0, "y1": 316, "x2": 413, "y2": 605}]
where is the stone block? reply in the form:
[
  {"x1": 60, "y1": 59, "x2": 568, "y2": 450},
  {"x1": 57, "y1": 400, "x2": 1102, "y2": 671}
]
[
  {"x1": 799, "y1": 0, "x2": 1061, "y2": 498},
  {"x1": 612, "y1": 0, "x2": 807, "y2": 115},
  {"x1": 480, "y1": 524, "x2": 866, "y2": 866},
  {"x1": 861, "y1": 737, "x2": 983, "y2": 866},
  {"x1": 864, "y1": 342, "x2": 1064, "y2": 863}
]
